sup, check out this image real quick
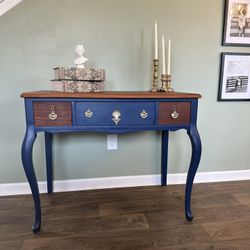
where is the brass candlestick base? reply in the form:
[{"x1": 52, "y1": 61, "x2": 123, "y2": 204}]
[
  {"x1": 151, "y1": 59, "x2": 159, "y2": 92},
  {"x1": 166, "y1": 74, "x2": 174, "y2": 92},
  {"x1": 160, "y1": 74, "x2": 174, "y2": 92},
  {"x1": 160, "y1": 74, "x2": 168, "y2": 92}
]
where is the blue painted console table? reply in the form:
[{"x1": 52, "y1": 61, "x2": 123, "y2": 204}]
[{"x1": 21, "y1": 91, "x2": 202, "y2": 233}]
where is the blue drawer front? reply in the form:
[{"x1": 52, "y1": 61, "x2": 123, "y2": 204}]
[{"x1": 76, "y1": 102, "x2": 155, "y2": 126}]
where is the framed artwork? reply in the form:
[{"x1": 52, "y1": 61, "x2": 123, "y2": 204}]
[
  {"x1": 222, "y1": 0, "x2": 250, "y2": 46},
  {"x1": 218, "y1": 52, "x2": 250, "y2": 101}
]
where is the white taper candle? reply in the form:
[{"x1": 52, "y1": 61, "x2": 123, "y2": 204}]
[
  {"x1": 167, "y1": 38, "x2": 171, "y2": 75},
  {"x1": 154, "y1": 21, "x2": 158, "y2": 59},
  {"x1": 162, "y1": 34, "x2": 166, "y2": 74}
]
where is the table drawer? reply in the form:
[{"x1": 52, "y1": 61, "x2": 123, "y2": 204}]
[
  {"x1": 33, "y1": 102, "x2": 72, "y2": 126},
  {"x1": 76, "y1": 102, "x2": 155, "y2": 126},
  {"x1": 158, "y1": 102, "x2": 191, "y2": 125}
]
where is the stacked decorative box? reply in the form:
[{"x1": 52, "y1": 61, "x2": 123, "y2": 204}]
[{"x1": 51, "y1": 67, "x2": 105, "y2": 92}]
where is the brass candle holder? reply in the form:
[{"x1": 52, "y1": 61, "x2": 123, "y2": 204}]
[
  {"x1": 160, "y1": 74, "x2": 174, "y2": 92},
  {"x1": 151, "y1": 59, "x2": 159, "y2": 92}
]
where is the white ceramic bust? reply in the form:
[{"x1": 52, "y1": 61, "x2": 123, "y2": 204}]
[{"x1": 74, "y1": 44, "x2": 88, "y2": 68}]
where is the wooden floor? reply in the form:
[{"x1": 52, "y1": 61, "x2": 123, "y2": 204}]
[{"x1": 1, "y1": 181, "x2": 250, "y2": 249}]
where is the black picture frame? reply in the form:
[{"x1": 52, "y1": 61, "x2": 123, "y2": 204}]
[
  {"x1": 222, "y1": 0, "x2": 250, "y2": 46},
  {"x1": 218, "y1": 52, "x2": 250, "y2": 101}
]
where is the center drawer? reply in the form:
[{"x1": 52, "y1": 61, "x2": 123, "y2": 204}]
[{"x1": 75, "y1": 102, "x2": 155, "y2": 126}]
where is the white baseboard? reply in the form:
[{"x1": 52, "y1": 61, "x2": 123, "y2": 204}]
[{"x1": 1, "y1": 169, "x2": 250, "y2": 196}]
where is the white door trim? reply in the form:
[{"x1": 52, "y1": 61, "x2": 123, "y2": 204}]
[{"x1": 0, "y1": 0, "x2": 23, "y2": 17}]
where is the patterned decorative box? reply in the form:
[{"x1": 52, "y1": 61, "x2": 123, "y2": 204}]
[
  {"x1": 53, "y1": 67, "x2": 105, "y2": 81},
  {"x1": 51, "y1": 67, "x2": 105, "y2": 92},
  {"x1": 51, "y1": 80, "x2": 104, "y2": 93}
]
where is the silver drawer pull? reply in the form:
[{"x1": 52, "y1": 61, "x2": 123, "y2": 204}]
[
  {"x1": 112, "y1": 110, "x2": 121, "y2": 125},
  {"x1": 48, "y1": 105, "x2": 58, "y2": 120},
  {"x1": 85, "y1": 109, "x2": 93, "y2": 118},
  {"x1": 140, "y1": 110, "x2": 148, "y2": 119},
  {"x1": 171, "y1": 105, "x2": 179, "y2": 119}
]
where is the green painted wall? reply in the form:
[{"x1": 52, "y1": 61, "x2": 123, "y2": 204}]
[{"x1": 0, "y1": 0, "x2": 250, "y2": 184}]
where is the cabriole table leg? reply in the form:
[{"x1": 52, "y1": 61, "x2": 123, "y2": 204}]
[
  {"x1": 21, "y1": 125, "x2": 41, "y2": 233},
  {"x1": 185, "y1": 125, "x2": 202, "y2": 221}
]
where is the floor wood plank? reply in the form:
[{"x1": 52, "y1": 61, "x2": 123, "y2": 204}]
[
  {"x1": 202, "y1": 219, "x2": 250, "y2": 241},
  {"x1": 0, "y1": 181, "x2": 250, "y2": 249}
]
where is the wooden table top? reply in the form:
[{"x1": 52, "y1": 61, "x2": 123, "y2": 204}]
[{"x1": 21, "y1": 91, "x2": 201, "y2": 99}]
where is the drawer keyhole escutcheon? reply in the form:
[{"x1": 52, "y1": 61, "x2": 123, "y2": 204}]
[
  {"x1": 140, "y1": 110, "x2": 148, "y2": 119},
  {"x1": 112, "y1": 110, "x2": 121, "y2": 125},
  {"x1": 48, "y1": 105, "x2": 58, "y2": 120},
  {"x1": 85, "y1": 109, "x2": 93, "y2": 118},
  {"x1": 171, "y1": 105, "x2": 179, "y2": 119}
]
